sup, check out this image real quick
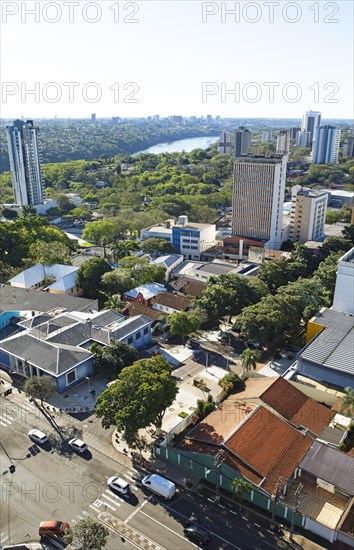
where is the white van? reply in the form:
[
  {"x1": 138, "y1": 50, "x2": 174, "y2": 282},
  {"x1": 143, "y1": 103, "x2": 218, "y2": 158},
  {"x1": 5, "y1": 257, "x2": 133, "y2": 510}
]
[{"x1": 141, "y1": 473, "x2": 176, "y2": 500}]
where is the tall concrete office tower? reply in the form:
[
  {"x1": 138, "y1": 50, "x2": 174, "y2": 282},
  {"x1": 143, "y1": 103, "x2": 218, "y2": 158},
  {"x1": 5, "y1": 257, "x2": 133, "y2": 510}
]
[
  {"x1": 301, "y1": 110, "x2": 321, "y2": 147},
  {"x1": 6, "y1": 119, "x2": 44, "y2": 206},
  {"x1": 234, "y1": 128, "x2": 251, "y2": 158},
  {"x1": 312, "y1": 125, "x2": 341, "y2": 164},
  {"x1": 231, "y1": 155, "x2": 288, "y2": 251}
]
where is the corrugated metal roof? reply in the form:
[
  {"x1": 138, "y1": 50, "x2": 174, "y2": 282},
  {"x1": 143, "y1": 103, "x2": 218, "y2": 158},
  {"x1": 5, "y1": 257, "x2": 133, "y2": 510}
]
[
  {"x1": 9, "y1": 263, "x2": 78, "y2": 289},
  {"x1": 0, "y1": 286, "x2": 97, "y2": 313},
  {"x1": 299, "y1": 441, "x2": 354, "y2": 495},
  {"x1": 90, "y1": 310, "x2": 125, "y2": 327},
  {"x1": 153, "y1": 254, "x2": 183, "y2": 268},
  {"x1": 124, "y1": 283, "x2": 166, "y2": 300},
  {"x1": 299, "y1": 309, "x2": 354, "y2": 375}
]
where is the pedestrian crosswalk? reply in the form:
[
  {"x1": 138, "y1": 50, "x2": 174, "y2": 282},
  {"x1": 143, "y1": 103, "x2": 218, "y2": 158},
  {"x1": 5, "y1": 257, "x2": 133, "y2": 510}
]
[
  {"x1": 0, "y1": 409, "x2": 15, "y2": 427},
  {"x1": 89, "y1": 469, "x2": 141, "y2": 515},
  {"x1": 0, "y1": 394, "x2": 41, "y2": 428}
]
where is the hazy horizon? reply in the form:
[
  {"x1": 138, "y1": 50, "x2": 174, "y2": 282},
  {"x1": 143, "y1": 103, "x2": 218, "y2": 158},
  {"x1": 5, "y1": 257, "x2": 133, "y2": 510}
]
[{"x1": 1, "y1": 1, "x2": 353, "y2": 119}]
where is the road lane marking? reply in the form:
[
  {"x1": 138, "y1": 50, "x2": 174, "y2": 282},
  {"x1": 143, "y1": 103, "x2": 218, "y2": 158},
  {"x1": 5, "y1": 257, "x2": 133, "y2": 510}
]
[
  {"x1": 154, "y1": 501, "x2": 243, "y2": 550},
  {"x1": 104, "y1": 489, "x2": 124, "y2": 503},
  {"x1": 99, "y1": 498, "x2": 115, "y2": 511},
  {"x1": 89, "y1": 504, "x2": 102, "y2": 512},
  {"x1": 139, "y1": 511, "x2": 199, "y2": 549},
  {"x1": 254, "y1": 523, "x2": 261, "y2": 528},
  {"x1": 124, "y1": 496, "x2": 151, "y2": 523},
  {"x1": 101, "y1": 494, "x2": 120, "y2": 508}
]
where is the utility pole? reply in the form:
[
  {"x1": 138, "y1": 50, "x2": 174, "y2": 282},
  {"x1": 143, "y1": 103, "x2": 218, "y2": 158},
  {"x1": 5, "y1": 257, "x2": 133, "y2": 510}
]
[
  {"x1": 270, "y1": 476, "x2": 284, "y2": 531},
  {"x1": 214, "y1": 450, "x2": 225, "y2": 502},
  {"x1": 289, "y1": 483, "x2": 303, "y2": 541}
]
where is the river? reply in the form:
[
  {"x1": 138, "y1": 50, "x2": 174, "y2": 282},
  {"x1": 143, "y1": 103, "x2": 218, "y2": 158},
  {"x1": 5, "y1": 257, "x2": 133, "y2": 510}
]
[{"x1": 134, "y1": 135, "x2": 219, "y2": 155}]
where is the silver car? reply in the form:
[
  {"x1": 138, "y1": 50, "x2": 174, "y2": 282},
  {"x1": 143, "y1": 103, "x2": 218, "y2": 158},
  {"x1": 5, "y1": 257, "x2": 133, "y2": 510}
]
[
  {"x1": 107, "y1": 476, "x2": 130, "y2": 495},
  {"x1": 28, "y1": 429, "x2": 48, "y2": 445},
  {"x1": 68, "y1": 438, "x2": 87, "y2": 453}
]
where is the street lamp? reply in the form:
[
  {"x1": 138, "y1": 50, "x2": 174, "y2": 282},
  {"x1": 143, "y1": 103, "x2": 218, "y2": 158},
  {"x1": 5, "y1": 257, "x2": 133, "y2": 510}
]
[{"x1": 85, "y1": 376, "x2": 91, "y2": 393}]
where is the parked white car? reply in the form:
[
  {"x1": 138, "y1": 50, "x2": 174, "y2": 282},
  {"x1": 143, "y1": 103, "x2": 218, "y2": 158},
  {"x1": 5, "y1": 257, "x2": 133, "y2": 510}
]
[
  {"x1": 28, "y1": 429, "x2": 48, "y2": 445},
  {"x1": 107, "y1": 476, "x2": 130, "y2": 495},
  {"x1": 68, "y1": 438, "x2": 87, "y2": 453}
]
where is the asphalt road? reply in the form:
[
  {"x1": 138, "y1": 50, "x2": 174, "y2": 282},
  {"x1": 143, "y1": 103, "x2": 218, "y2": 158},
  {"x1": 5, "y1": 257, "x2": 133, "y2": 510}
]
[{"x1": 0, "y1": 391, "x2": 326, "y2": 550}]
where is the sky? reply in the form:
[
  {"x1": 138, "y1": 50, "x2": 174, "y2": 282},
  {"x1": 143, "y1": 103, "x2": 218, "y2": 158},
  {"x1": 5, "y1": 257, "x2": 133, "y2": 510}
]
[{"x1": 1, "y1": 0, "x2": 353, "y2": 119}]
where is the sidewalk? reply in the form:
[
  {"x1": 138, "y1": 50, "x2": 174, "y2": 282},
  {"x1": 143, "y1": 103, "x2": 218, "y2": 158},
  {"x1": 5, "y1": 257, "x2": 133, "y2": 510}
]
[
  {"x1": 112, "y1": 429, "x2": 200, "y2": 489},
  {"x1": 44, "y1": 373, "x2": 109, "y2": 413}
]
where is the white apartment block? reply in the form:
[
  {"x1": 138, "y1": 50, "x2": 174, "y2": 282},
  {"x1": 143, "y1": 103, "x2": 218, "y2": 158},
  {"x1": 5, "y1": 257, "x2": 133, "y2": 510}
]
[
  {"x1": 231, "y1": 155, "x2": 288, "y2": 250},
  {"x1": 276, "y1": 131, "x2": 290, "y2": 154},
  {"x1": 289, "y1": 186, "x2": 328, "y2": 243},
  {"x1": 333, "y1": 247, "x2": 354, "y2": 314},
  {"x1": 6, "y1": 120, "x2": 44, "y2": 206}
]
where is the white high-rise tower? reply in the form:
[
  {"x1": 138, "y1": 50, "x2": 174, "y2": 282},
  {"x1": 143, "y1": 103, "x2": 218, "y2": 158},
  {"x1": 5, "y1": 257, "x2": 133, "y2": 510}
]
[{"x1": 6, "y1": 119, "x2": 44, "y2": 206}]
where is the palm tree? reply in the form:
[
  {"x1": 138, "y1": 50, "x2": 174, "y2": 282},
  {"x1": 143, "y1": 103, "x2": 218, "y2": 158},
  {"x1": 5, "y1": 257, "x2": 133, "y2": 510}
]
[
  {"x1": 198, "y1": 380, "x2": 208, "y2": 400},
  {"x1": 104, "y1": 294, "x2": 127, "y2": 312},
  {"x1": 230, "y1": 477, "x2": 254, "y2": 511},
  {"x1": 101, "y1": 236, "x2": 110, "y2": 258},
  {"x1": 240, "y1": 348, "x2": 260, "y2": 378},
  {"x1": 340, "y1": 387, "x2": 354, "y2": 417}
]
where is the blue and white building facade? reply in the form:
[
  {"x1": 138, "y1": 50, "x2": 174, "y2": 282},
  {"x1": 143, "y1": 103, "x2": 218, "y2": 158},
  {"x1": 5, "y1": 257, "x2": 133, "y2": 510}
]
[
  {"x1": 312, "y1": 125, "x2": 341, "y2": 164},
  {"x1": 0, "y1": 309, "x2": 152, "y2": 393},
  {"x1": 171, "y1": 216, "x2": 216, "y2": 260}
]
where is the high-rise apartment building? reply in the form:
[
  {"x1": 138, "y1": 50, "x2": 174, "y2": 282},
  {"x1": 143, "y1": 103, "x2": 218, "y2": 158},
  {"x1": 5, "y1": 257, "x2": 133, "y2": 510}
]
[
  {"x1": 231, "y1": 155, "x2": 287, "y2": 250},
  {"x1": 218, "y1": 131, "x2": 232, "y2": 154},
  {"x1": 6, "y1": 119, "x2": 44, "y2": 206},
  {"x1": 295, "y1": 129, "x2": 310, "y2": 147},
  {"x1": 234, "y1": 128, "x2": 251, "y2": 158},
  {"x1": 312, "y1": 125, "x2": 341, "y2": 164},
  {"x1": 302, "y1": 110, "x2": 321, "y2": 147},
  {"x1": 261, "y1": 131, "x2": 272, "y2": 142},
  {"x1": 288, "y1": 185, "x2": 328, "y2": 243},
  {"x1": 342, "y1": 137, "x2": 354, "y2": 158},
  {"x1": 276, "y1": 131, "x2": 290, "y2": 154},
  {"x1": 290, "y1": 127, "x2": 301, "y2": 139}
]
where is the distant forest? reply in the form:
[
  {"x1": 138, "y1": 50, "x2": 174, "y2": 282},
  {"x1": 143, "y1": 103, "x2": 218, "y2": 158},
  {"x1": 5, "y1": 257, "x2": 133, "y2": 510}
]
[
  {"x1": 0, "y1": 119, "x2": 221, "y2": 172},
  {"x1": 1, "y1": 117, "x2": 351, "y2": 173}
]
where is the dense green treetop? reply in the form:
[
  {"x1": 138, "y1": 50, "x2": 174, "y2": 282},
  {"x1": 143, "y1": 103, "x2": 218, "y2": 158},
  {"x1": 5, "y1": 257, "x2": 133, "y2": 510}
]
[{"x1": 95, "y1": 356, "x2": 178, "y2": 439}]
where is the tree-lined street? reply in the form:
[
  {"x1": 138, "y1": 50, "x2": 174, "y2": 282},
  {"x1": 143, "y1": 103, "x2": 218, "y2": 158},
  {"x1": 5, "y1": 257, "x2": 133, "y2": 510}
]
[{"x1": 0, "y1": 390, "x2": 326, "y2": 550}]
